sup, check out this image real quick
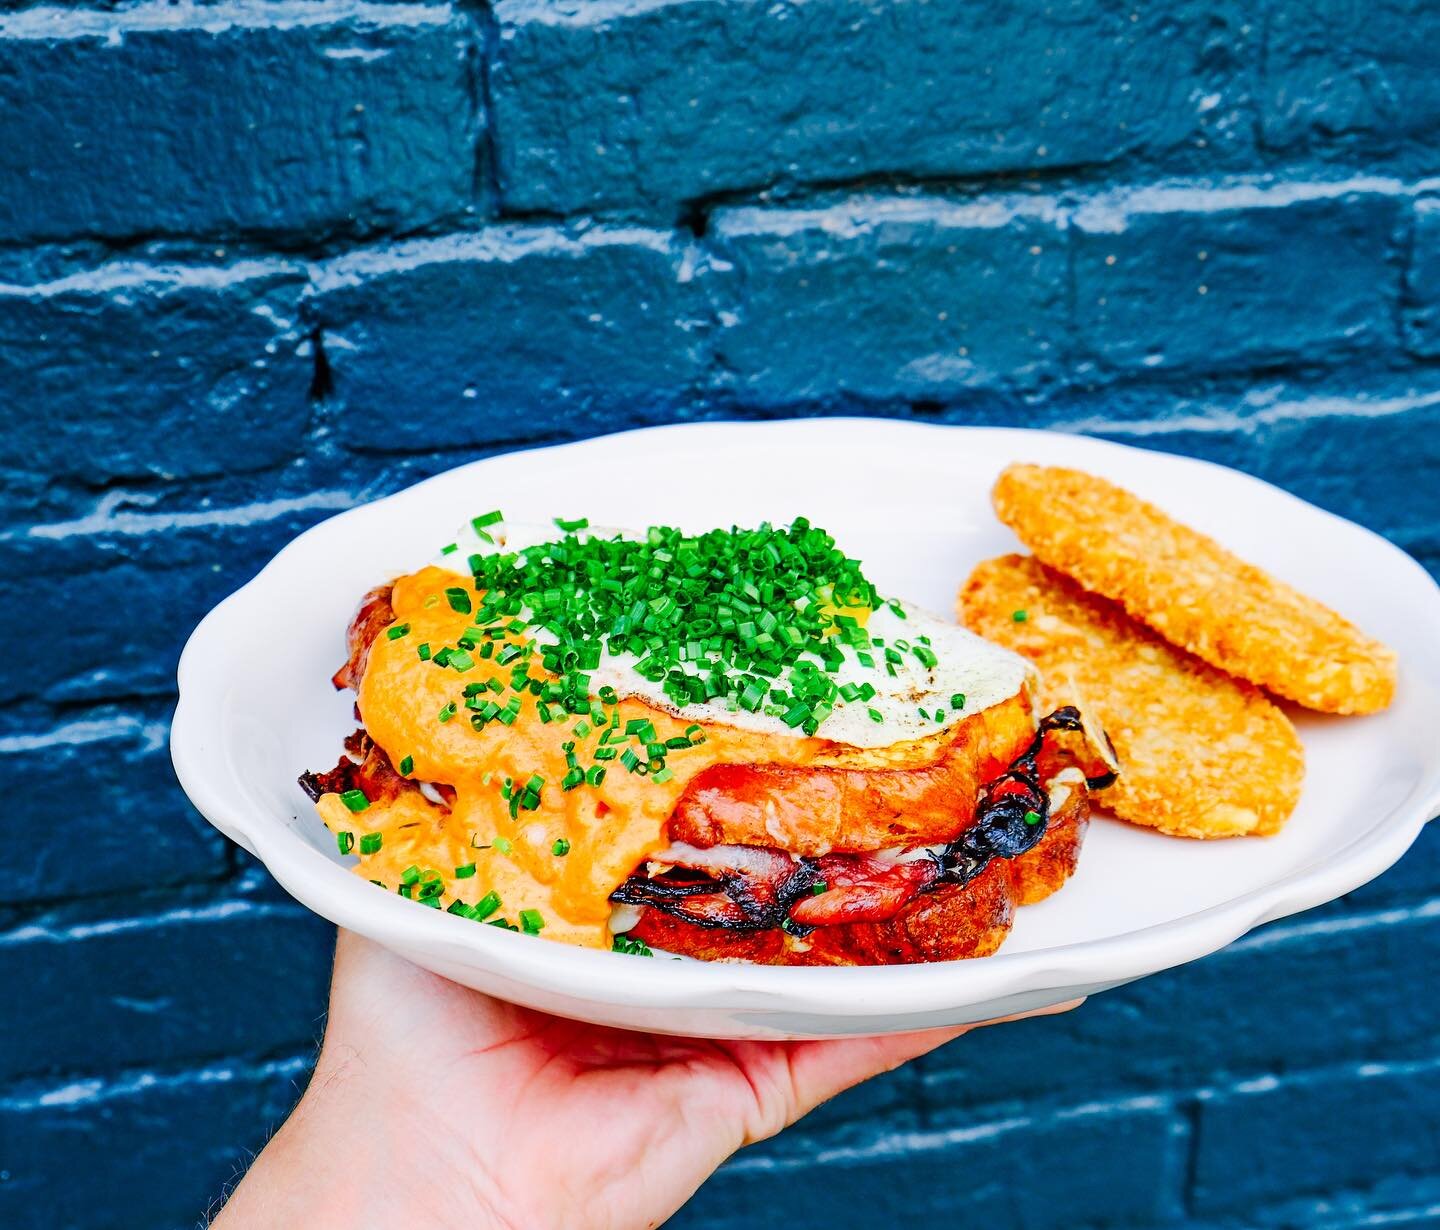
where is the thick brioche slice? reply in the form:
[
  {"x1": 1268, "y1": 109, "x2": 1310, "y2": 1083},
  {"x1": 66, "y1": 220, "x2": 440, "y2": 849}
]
[{"x1": 960, "y1": 554, "x2": 1304, "y2": 838}]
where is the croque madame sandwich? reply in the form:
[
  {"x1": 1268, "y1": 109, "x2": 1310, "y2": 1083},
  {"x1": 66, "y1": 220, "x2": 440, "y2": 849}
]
[{"x1": 301, "y1": 515, "x2": 1117, "y2": 965}]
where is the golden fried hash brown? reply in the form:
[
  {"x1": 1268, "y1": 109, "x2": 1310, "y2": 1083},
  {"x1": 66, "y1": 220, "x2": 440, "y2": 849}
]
[
  {"x1": 960, "y1": 554, "x2": 1304, "y2": 838},
  {"x1": 991, "y1": 464, "x2": 1397, "y2": 715}
]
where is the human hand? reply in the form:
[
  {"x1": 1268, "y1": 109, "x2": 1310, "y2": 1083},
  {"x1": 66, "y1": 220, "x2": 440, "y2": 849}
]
[{"x1": 214, "y1": 930, "x2": 1080, "y2": 1229}]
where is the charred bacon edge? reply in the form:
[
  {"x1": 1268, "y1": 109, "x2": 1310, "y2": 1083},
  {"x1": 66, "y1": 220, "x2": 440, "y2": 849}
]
[{"x1": 611, "y1": 706, "x2": 1090, "y2": 934}]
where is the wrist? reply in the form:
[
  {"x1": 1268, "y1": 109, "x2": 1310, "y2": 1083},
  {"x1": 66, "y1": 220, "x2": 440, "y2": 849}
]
[{"x1": 216, "y1": 1040, "x2": 506, "y2": 1230}]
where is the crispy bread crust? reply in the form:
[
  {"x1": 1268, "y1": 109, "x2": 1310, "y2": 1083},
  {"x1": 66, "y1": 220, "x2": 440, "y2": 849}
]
[
  {"x1": 628, "y1": 770, "x2": 1089, "y2": 965},
  {"x1": 992, "y1": 463, "x2": 1397, "y2": 715},
  {"x1": 961, "y1": 554, "x2": 1304, "y2": 838}
]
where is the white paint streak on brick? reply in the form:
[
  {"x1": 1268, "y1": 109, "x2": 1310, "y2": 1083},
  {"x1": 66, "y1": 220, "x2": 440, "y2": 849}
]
[
  {"x1": 1054, "y1": 389, "x2": 1440, "y2": 440},
  {"x1": 22, "y1": 489, "x2": 356, "y2": 541},
  {"x1": 0, "y1": 714, "x2": 168, "y2": 755},
  {"x1": 0, "y1": 1, "x2": 453, "y2": 42}
]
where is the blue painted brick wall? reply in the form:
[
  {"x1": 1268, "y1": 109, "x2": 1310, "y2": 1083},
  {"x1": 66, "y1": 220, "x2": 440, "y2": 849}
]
[{"x1": 0, "y1": 0, "x2": 1437, "y2": 1227}]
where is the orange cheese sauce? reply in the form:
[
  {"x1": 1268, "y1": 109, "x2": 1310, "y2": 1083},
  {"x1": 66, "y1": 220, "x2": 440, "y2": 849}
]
[{"x1": 318, "y1": 565, "x2": 833, "y2": 949}]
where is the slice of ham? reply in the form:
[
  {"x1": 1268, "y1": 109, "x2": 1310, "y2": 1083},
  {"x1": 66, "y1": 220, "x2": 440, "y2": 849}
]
[{"x1": 612, "y1": 706, "x2": 1109, "y2": 934}]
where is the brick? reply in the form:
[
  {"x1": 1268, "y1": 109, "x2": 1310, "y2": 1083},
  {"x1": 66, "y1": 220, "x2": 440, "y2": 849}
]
[
  {"x1": 1191, "y1": 1059, "x2": 1440, "y2": 1214},
  {"x1": 1059, "y1": 388, "x2": 1440, "y2": 554},
  {"x1": 0, "y1": 1, "x2": 477, "y2": 243},
  {"x1": 709, "y1": 195, "x2": 1068, "y2": 404},
  {"x1": 0, "y1": 1056, "x2": 309, "y2": 1230},
  {"x1": 0, "y1": 260, "x2": 310, "y2": 486},
  {"x1": 1072, "y1": 180, "x2": 1403, "y2": 373},
  {"x1": 672, "y1": 1096, "x2": 1188, "y2": 1229},
  {"x1": 1404, "y1": 198, "x2": 1440, "y2": 358},
  {"x1": 1, "y1": 709, "x2": 227, "y2": 904},
  {"x1": 491, "y1": 0, "x2": 1250, "y2": 216},
  {"x1": 1261, "y1": 0, "x2": 1440, "y2": 157},
  {"x1": 920, "y1": 899, "x2": 1440, "y2": 1112},
  {"x1": 0, "y1": 490, "x2": 356, "y2": 703},
  {"x1": 308, "y1": 228, "x2": 709, "y2": 449},
  {"x1": 0, "y1": 900, "x2": 333, "y2": 1082}
]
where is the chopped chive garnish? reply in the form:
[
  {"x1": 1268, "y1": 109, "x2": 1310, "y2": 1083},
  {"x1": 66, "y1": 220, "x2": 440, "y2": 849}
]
[
  {"x1": 445, "y1": 587, "x2": 473, "y2": 614},
  {"x1": 336, "y1": 831, "x2": 355, "y2": 855},
  {"x1": 612, "y1": 934, "x2": 653, "y2": 956},
  {"x1": 398, "y1": 755, "x2": 414, "y2": 776},
  {"x1": 867, "y1": 707, "x2": 884, "y2": 723},
  {"x1": 586, "y1": 765, "x2": 606, "y2": 786},
  {"x1": 554, "y1": 516, "x2": 590, "y2": 532},
  {"x1": 417, "y1": 643, "x2": 432, "y2": 661},
  {"x1": 551, "y1": 838, "x2": 571, "y2": 856},
  {"x1": 386, "y1": 623, "x2": 411, "y2": 640},
  {"x1": 519, "y1": 908, "x2": 545, "y2": 935},
  {"x1": 811, "y1": 880, "x2": 828, "y2": 895},
  {"x1": 950, "y1": 693, "x2": 966, "y2": 710},
  {"x1": 438, "y1": 702, "x2": 458, "y2": 723},
  {"x1": 472, "y1": 509, "x2": 504, "y2": 529},
  {"x1": 339, "y1": 788, "x2": 369, "y2": 813},
  {"x1": 455, "y1": 862, "x2": 477, "y2": 878},
  {"x1": 359, "y1": 832, "x2": 382, "y2": 855},
  {"x1": 493, "y1": 836, "x2": 513, "y2": 854},
  {"x1": 473, "y1": 890, "x2": 501, "y2": 919},
  {"x1": 1024, "y1": 809, "x2": 1042, "y2": 825},
  {"x1": 1012, "y1": 609, "x2": 1029, "y2": 623}
]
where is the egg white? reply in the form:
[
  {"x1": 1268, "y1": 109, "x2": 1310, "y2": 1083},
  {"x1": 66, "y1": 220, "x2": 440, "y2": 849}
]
[{"x1": 433, "y1": 520, "x2": 1035, "y2": 749}]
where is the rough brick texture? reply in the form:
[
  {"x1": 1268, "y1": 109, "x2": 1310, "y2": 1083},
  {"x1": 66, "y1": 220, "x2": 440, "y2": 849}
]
[
  {"x1": 1071, "y1": 181, "x2": 1403, "y2": 373},
  {"x1": 1260, "y1": 0, "x2": 1440, "y2": 157},
  {"x1": 0, "y1": 260, "x2": 310, "y2": 487},
  {"x1": 1404, "y1": 197, "x2": 1440, "y2": 358},
  {"x1": 709, "y1": 196, "x2": 1068, "y2": 402},
  {"x1": 3, "y1": 0, "x2": 1439, "y2": 1227},
  {"x1": 491, "y1": 0, "x2": 1250, "y2": 217},
  {"x1": 1, "y1": 709, "x2": 227, "y2": 905},
  {"x1": 0, "y1": 1057, "x2": 310, "y2": 1230},
  {"x1": 0, "y1": 1, "x2": 478, "y2": 243},
  {"x1": 308, "y1": 228, "x2": 710, "y2": 449},
  {"x1": 0, "y1": 900, "x2": 333, "y2": 1083}
]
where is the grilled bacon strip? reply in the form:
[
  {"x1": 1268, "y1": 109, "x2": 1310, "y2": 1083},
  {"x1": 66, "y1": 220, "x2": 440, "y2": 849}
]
[{"x1": 298, "y1": 729, "x2": 450, "y2": 811}]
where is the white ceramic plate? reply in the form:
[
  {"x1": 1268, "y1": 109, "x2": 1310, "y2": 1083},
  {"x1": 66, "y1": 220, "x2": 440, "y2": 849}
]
[{"x1": 171, "y1": 420, "x2": 1440, "y2": 1039}]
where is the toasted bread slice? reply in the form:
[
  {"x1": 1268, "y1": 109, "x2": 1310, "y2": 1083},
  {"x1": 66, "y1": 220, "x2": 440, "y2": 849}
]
[
  {"x1": 960, "y1": 554, "x2": 1304, "y2": 838},
  {"x1": 992, "y1": 463, "x2": 1397, "y2": 714}
]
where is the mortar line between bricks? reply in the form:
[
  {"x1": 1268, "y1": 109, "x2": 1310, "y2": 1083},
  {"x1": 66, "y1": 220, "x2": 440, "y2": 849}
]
[
  {"x1": 1178, "y1": 1095, "x2": 1204, "y2": 1218},
  {"x1": 15, "y1": 488, "x2": 359, "y2": 541},
  {"x1": 0, "y1": 1052, "x2": 317, "y2": 1112},
  {"x1": 463, "y1": 0, "x2": 505, "y2": 215},
  {"x1": 2, "y1": 166, "x2": 1437, "y2": 274}
]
